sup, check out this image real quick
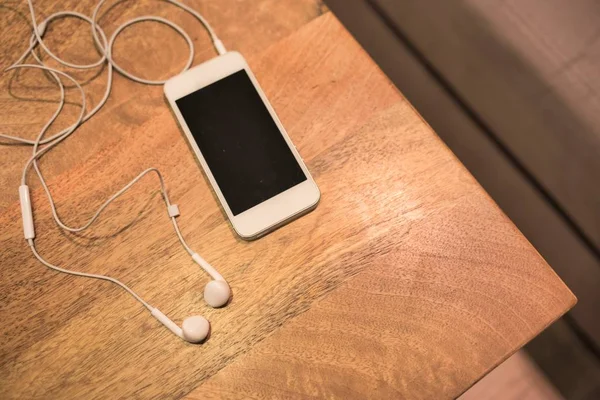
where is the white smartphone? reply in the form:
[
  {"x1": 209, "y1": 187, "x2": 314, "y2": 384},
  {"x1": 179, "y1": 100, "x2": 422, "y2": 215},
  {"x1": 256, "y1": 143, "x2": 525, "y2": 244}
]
[{"x1": 164, "y1": 51, "x2": 320, "y2": 240}]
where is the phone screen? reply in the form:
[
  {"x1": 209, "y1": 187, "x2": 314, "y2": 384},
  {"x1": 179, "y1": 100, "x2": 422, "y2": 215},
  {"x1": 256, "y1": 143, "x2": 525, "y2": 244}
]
[{"x1": 176, "y1": 70, "x2": 307, "y2": 216}]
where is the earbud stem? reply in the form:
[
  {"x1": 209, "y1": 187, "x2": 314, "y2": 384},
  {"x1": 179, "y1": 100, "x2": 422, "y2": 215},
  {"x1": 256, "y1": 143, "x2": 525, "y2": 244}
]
[
  {"x1": 192, "y1": 253, "x2": 224, "y2": 281},
  {"x1": 151, "y1": 308, "x2": 183, "y2": 339}
]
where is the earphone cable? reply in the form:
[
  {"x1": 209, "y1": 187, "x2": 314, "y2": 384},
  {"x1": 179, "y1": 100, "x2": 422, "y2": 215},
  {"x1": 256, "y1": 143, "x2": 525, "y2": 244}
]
[
  {"x1": 28, "y1": 239, "x2": 153, "y2": 311},
  {"x1": 2, "y1": 0, "x2": 225, "y2": 310}
]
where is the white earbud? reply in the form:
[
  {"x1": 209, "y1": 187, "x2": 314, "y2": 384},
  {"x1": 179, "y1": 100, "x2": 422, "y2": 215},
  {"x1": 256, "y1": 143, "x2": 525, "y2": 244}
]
[
  {"x1": 191, "y1": 253, "x2": 231, "y2": 308},
  {"x1": 168, "y1": 207, "x2": 232, "y2": 308},
  {"x1": 182, "y1": 316, "x2": 210, "y2": 343},
  {"x1": 152, "y1": 308, "x2": 210, "y2": 343},
  {"x1": 204, "y1": 280, "x2": 231, "y2": 308}
]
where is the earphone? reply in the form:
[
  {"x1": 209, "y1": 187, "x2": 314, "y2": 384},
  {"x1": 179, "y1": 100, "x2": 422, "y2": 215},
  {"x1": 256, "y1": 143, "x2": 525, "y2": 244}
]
[{"x1": 2, "y1": 0, "x2": 231, "y2": 343}]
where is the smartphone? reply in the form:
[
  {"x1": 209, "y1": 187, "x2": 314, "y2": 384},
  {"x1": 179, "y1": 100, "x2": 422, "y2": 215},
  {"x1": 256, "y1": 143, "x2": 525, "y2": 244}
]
[{"x1": 164, "y1": 52, "x2": 320, "y2": 240}]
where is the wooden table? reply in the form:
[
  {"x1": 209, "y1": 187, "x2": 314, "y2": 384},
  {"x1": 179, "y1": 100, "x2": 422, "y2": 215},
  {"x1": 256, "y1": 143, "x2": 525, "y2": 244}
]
[{"x1": 0, "y1": 2, "x2": 575, "y2": 399}]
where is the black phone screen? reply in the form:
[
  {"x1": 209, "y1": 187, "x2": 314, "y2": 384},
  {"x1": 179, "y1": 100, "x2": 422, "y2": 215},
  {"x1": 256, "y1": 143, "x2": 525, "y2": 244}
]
[{"x1": 176, "y1": 70, "x2": 307, "y2": 216}]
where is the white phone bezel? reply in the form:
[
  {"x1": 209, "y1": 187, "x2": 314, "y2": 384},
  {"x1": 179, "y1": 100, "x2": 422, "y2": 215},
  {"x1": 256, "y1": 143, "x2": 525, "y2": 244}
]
[{"x1": 164, "y1": 51, "x2": 320, "y2": 240}]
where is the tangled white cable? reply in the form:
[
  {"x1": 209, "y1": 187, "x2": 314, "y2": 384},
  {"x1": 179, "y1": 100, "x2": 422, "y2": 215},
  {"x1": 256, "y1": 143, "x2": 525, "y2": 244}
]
[{"x1": 1, "y1": 0, "x2": 231, "y2": 344}]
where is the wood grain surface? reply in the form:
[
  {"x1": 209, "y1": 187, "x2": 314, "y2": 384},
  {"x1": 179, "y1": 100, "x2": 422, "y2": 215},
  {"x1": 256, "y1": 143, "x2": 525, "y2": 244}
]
[{"x1": 0, "y1": 3, "x2": 574, "y2": 400}]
